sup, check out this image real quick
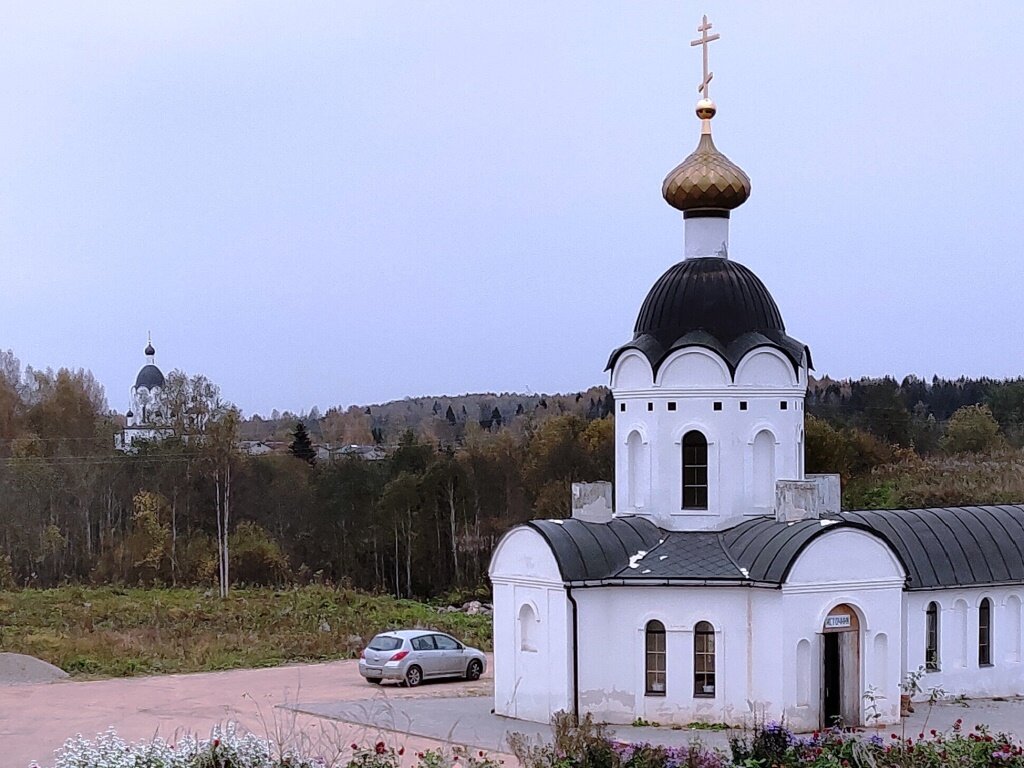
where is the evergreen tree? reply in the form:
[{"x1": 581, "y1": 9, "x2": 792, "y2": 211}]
[
  {"x1": 289, "y1": 420, "x2": 316, "y2": 464},
  {"x1": 446, "y1": 405, "x2": 457, "y2": 425}
]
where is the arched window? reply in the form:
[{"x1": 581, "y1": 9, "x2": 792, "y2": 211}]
[
  {"x1": 645, "y1": 620, "x2": 666, "y2": 695},
  {"x1": 925, "y1": 601, "x2": 940, "y2": 671},
  {"x1": 694, "y1": 621, "x2": 716, "y2": 697},
  {"x1": 627, "y1": 430, "x2": 646, "y2": 509},
  {"x1": 979, "y1": 597, "x2": 992, "y2": 666},
  {"x1": 682, "y1": 431, "x2": 708, "y2": 510},
  {"x1": 518, "y1": 603, "x2": 537, "y2": 652},
  {"x1": 752, "y1": 430, "x2": 775, "y2": 508}
]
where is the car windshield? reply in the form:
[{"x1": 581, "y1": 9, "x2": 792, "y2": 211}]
[{"x1": 367, "y1": 635, "x2": 403, "y2": 651}]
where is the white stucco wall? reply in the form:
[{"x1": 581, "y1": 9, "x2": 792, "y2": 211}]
[
  {"x1": 490, "y1": 515, "x2": 1024, "y2": 732},
  {"x1": 612, "y1": 346, "x2": 808, "y2": 530},
  {"x1": 572, "y1": 585, "x2": 761, "y2": 725},
  {"x1": 904, "y1": 587, "x2": 1024, "y2": 699},
  {"x1": 564, "y1": 528, "x2": 905, "y2": 729},
  {"x1": 781, "y1": 528, "x2": 906, "y2": 729},
  {"x1": 489, "y1": 527, "x2": 571, "y2": 723}
]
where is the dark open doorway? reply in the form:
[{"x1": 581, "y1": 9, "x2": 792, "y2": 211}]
[
  {"x1": 822, "y1": 633, "x2": 841, "y2": 725},
  {"x1": 820, "y1": 604, "x2": 861, "y2": 728}
]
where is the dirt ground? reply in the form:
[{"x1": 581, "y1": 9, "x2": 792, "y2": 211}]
[{"x1": 0, "y1": 656, "x2": 496, "y2": 768}]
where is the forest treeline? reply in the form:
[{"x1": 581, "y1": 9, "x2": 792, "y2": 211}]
[{"x1": 2, "y1": 346, "x2": 1023, "y2": 598}]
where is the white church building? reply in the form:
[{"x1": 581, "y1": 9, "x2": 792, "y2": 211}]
[
  {"x1": 114, "y1": 337, "x2": 175, "y2": 452},
  {"x1": 489, "y1": 18, "x2": 1024, "y2": 731}
]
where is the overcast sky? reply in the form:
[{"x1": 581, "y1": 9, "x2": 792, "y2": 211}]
[{"x1": 2, "y1": 2, "x2": 1022, "y2": 417}]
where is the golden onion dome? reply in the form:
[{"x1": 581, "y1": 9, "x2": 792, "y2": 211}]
[{"x1": 662, "y1": 99, "x2": 751, "y2": 212}]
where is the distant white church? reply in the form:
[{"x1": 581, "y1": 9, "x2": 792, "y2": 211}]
[
  {"x1": 114, "y1": 337, "x2": 174, "y2": 452},
  {"x1": 489, "y1": 18, "x2": 1024, "y2": 730}
]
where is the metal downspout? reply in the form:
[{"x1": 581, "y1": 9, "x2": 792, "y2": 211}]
[{"x1": 566, "y1": 585, "x2": 580, "y2": 725}]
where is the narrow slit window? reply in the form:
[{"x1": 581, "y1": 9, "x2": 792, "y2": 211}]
[
  {"x1": 668, "y1": 402, "x2": 677, "y2": 411},
  {"x1": 926, "y1": 601, "x2": 940, "y2": 671},
  {"x1": 620, "y1": 403, "x2": 626, "y2": 412},
  {"x1": 979, "y1": 598, "x2": 992, "y2": 666},
  {"x1": 780, "y1": 401, "x2": 788, "y2": 410},
  {"x1": 713, "y1": 402, "x2": 722, "y2": 411},
  {"x1": 694, "y1": 621, "x2": 716, "y2": 697},
  {"x1": 645, "y1": 620, "x2": 666, "y2": 695},
  {"x1": 739, "y1": 401, "x2": 748, "y2": 411},
  {"x1": 682, "y1": 431, "x2": 708, "y2": 510}
]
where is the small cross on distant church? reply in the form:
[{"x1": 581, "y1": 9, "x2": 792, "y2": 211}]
[{"x1": 690, "y1": 14, "x2": 720, "y2": 99}]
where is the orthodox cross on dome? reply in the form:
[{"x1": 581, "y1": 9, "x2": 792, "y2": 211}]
[{"x1": 690, "y1": 14, "x2": 720, "y2": 100}]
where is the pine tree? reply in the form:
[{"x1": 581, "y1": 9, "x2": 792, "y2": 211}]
[
  {"x1": 445, "y1": 405, "x2": 457, "y2": 425},
  {"x1": 289, "y1": 421, "x2": 316, "y2": 465}
]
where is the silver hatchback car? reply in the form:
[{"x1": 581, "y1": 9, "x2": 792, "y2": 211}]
[{"x1": 358, "y1": 629, "x2": 486, "y2": 687}]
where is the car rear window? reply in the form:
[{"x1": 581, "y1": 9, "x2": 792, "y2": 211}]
[{"x1": 368, "y1": 635, "x2": 403, "y2": 651}]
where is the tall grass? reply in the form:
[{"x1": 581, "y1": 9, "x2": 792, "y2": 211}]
[
  {"x1": 845, "y1": 450, "x2": 1024, "y2": 509},
  {"x1": 0, "y1": 585, "x2": 491, "y2": 678}
]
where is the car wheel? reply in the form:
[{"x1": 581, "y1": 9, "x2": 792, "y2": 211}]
[
  {"x1": 366, "y1": 677, "x2": 383, "y2": 685},
  {"x1": 466, "y1": 659, "x2": 483, "y2": 681},
  {"x1": 404, "y1": 665, "x2": 422, "y2": 687}
]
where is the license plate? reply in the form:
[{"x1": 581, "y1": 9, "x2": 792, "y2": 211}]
[{"x1": 365, "y1": 667, "x2": 382, "y2": 675}]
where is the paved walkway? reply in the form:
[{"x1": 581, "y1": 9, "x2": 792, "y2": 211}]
[
  {"x1": 288, "y1": 695, "x2": 735, "y2": 753},
  {"x1": 4, "y1": 657, "x2": 1024, "y2": 768},
  {"x1": 0, "y1": 658, "x2": 494, "y2": 768},
  {"x1": 901, "y1": 696, "x2": 1024, "y2": 738},
  {"x1": 289, "y1": 693, "x2": 1024, "y2": 756}
]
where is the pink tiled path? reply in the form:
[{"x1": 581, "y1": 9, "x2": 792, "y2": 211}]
[{"x1": 0, "y1": 656, "x2": 495, "y2": 768}]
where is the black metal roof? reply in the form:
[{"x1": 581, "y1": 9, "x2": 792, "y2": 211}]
[
  {"x1": 523, "y1": 505, "x2": 1024, "y2": 591},
  {"x1": 526, "y1": 517, "x2": 664, "y2": 583},
  {"x1": 134, "y1": 364, "x2": 165, "y2": 390},
  {"x1": 606, "y1": 257, "x2": 811, "y2": 377},
  {"x1": 840, "y1": 506, "x2": 1024, "y2": 589}
]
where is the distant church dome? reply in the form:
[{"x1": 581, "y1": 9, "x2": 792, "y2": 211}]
[
  {"x1": 134, "y1": 336, "x2": 165, "y2": 390},
  {"x1": 135, "y1": 364, "x2": 165, "y2": 390}
]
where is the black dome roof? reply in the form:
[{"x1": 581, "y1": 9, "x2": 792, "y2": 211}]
[
  {"x1": 636, "y1": 257, "x2": 784, "y2": 341},
  {"x1": 607, "y1": 257, "x2": 811, "y2": 376},
  {"x1": 135, "y1": 364, "x2": 165, "y2": 390}
]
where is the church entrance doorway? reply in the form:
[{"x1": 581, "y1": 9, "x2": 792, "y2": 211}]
[{"x1": 820, "y1": 604, "x2": 860, "y2": 728}]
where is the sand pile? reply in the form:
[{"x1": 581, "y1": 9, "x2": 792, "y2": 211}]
[{"x1": 0, "y1": 652, "x2": 68, "y2": 685}]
